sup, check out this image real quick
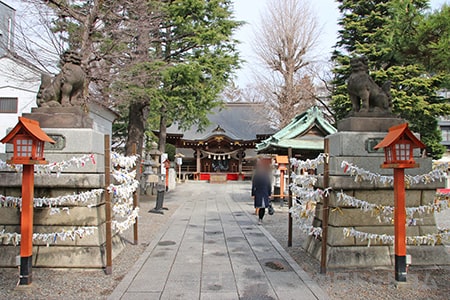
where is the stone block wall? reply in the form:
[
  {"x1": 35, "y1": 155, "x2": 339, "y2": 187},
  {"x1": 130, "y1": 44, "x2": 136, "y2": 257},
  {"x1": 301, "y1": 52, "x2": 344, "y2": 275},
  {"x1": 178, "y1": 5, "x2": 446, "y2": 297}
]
[
  {"x1": 302, "y1": 129, "x2": 450, "y2": 269},
  {"x1": 0, "y1": 172, "x2": 125, "y2": 268},
  {"x1": 303, "y1": 162, "x2": 450, "y2": 269},
  {"x1": 0, "y1": 106, "x2": 126, "y2": 268}
]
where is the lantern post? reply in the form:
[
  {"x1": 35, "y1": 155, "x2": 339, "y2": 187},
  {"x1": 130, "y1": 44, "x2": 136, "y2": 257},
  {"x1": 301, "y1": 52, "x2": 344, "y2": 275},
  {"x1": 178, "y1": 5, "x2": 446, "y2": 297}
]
[
  {"x1": 374, "y1": 123, "x2": 425, "y2": 283},
  {"x1": 0, "y1": 117, "x2": 55, "y2": 285},
  {"x1": 175, "y1": 153, "x2": 184, "y2": 183}
]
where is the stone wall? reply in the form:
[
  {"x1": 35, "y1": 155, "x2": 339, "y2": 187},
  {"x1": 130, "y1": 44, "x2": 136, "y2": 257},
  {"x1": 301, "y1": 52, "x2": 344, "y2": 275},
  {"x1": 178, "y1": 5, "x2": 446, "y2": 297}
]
[
  {"x1": 0, "y1": 105, "x2": 126, "y2": 268},
  {"x1": 303, "y1": 130, "x2": 450, "y2": 269}
]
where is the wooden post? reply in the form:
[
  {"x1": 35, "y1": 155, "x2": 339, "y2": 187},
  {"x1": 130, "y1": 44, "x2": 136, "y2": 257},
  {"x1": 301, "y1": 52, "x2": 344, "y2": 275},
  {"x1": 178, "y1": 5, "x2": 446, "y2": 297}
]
[
  {"x1": 19, "y1": 164, "x2": 34, "y2": 285},
  {"x1": 287, "y1": 147, "x2": 293, "y2": 247},
  {"x1": 132, "y1": 143, "x2": 138, "y2": 245},
  {"x1": 196, "y1": 148, "x2": 201, "y2": 174},
  {"x1": 104, "y1": 135, "x2": 112, "y2": 275},
  {"x1": 320, "y1": 139, "x2": 330, "y2": 274},
  {"x1": 394, "y1": 168, "x2": 407, "y2": 282},
  {"x1": 280, "y1": 169, "x2": 285, "y2": 201}
]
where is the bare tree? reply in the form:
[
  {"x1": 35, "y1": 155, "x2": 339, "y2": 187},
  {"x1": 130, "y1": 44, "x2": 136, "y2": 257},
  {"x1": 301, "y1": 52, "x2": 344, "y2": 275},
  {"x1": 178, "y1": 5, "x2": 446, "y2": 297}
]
[{"x1": 252, "y1": 0, "x2": 321, "y2": 128}]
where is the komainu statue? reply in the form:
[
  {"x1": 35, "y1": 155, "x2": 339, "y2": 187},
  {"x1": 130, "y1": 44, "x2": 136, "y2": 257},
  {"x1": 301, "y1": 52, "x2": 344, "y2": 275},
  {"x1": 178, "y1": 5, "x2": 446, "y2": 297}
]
[
  {"x1": 347, "y1": 56, "x2": 392, "y2": 114},
  {"x1": 37, "y1": 51, "x2": 86, "y2": 107}
]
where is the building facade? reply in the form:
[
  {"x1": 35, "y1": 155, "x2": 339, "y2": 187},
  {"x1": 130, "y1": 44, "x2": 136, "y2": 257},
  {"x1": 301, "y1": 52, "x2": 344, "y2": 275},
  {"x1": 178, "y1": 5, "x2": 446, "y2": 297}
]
[
  {"x1": 164, "y1": 102, "x2": 275, "y2": 180},
  {"x1": 0, "y1": 1, "x2": 41, "y2": 153}
]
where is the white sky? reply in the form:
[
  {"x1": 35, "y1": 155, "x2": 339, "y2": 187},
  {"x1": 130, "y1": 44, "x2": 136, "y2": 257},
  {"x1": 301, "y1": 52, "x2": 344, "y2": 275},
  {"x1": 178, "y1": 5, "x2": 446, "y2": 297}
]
[{"x1": 232, "y1": 0, "x2": 449, "y2": 87}]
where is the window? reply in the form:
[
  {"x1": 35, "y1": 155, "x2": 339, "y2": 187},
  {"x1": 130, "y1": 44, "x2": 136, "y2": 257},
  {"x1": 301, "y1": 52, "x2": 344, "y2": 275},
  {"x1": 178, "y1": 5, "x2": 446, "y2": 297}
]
[
  {"x1": 441, "y1": 128, "x2": 450, "y2": 142},
  {"x1": 0, "y1": 97, "x2": 18, "y2": 113},
  {"x1": 16, "y1": 138, "x2": 33, "y2": 157}
]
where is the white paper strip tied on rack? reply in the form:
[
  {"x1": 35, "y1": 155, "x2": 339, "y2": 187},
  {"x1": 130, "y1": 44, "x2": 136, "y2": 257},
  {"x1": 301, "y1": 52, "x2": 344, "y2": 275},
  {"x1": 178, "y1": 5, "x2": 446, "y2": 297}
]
[
  {"x1": 108, "y1": 181, "x2": 139, "y2": 202},
  {"x1": 0, "y1": 230, "x2": 21, "y2": 246},
  {"x1": 0, "y1": 227, "x2": 96, "y2": 247},
  {"x1": 112, "y1": 169, "x2": 137, "y2": 184},
  {"x1": 0, "y1": 159, "x2": 20, "y2": 172},
  {"x1": 298, "y1": 223, "x2": 323, "y2": 238},
  {"x1": 112, "y1": 207, "x2": 139, "y2": 234},
  {"x1": 341, "y1": 161, "x2": 447, "y2": 187},
  {"x1": 49, "y1": 207, "x2": 70, "y2": 215},
  {"x1": 336, "y1": 192, "x2": 449, "y2": 225},
  {"x1": 1, "y1": 154, "x2": 96, "y2": 174},
  {"x1": 0, "y1": 189, "x2": 104, "y2": 208},
  {"x1": 291, "y1": 174, "x2": 318, "y2": 188},
  {"x1": 343, "y1": 227, "x2": 450, "y2": 247},
  {"x1": 111, "y1": 152, "x2": 138, "y2": 170},
  {"x1": 290, "y1": 199, "x2": 316, "y2": 219},
  {"x1": 291, "y1": 186, "x2": 331, "y2": 203},
  {"x1": 35, "y1": 154, "x2": 96, "y2": 176},
  {"x1": 112, "y1": 202, "x2": 134, "y2": 218},
  {"x1": 290, "y1": 153, "x2": 326, "y2": 170}
]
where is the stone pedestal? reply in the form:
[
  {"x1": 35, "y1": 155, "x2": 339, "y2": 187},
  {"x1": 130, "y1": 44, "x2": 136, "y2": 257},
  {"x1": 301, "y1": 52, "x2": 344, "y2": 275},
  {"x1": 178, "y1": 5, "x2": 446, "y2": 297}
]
[
  {"x1": 304, "y1": 118, "x2": 450, "y2": 269},
  {"x1": 337, "y1": 115, "x2": 404, "y2": 132},
  {"x1": 0, "y1": 105, "x2": 125, "y2": 268}
]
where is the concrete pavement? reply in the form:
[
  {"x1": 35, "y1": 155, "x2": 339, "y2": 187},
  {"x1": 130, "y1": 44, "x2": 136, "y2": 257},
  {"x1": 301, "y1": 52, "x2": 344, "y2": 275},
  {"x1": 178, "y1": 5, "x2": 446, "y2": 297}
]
[{"x1": 109, "y1": 182, "x2": 329, "y2": 300}]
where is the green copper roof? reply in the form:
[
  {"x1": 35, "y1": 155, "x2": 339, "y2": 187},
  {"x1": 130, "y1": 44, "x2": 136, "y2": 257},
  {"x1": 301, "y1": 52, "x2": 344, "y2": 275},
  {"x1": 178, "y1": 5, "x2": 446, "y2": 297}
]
[{"x1": 256, "y1": 106, "x2": 337, "y2": 152}]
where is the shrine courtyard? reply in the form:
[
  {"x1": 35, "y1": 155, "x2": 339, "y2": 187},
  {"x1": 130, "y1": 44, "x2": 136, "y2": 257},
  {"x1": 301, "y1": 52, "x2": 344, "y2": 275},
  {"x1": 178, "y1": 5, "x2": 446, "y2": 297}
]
[
  {"x1": 109, "y1": 181, "x2": 328, "y2": 300},
  {"x1": 2, "y1": 181, "x2": 449, "y2": 299}
]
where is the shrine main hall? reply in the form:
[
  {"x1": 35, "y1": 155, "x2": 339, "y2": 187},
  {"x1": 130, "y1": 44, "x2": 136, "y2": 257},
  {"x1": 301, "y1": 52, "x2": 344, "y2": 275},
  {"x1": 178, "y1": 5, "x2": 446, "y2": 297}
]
[{"x1": 165, "y1": 102, "x2": 274, "y2": 180}]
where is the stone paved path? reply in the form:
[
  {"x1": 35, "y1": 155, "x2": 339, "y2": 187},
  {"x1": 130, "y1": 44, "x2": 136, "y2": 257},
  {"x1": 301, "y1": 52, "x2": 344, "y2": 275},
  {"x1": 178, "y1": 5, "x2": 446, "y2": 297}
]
[{"x1": 109, "y1": 182, "x2": 329, "y2": 300}]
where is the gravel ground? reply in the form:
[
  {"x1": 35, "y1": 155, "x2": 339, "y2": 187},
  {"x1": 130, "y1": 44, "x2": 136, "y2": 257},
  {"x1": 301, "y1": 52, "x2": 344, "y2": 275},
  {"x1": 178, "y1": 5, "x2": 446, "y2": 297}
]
[
  {"x1": 0, "y1": 191, "x2": 181, "y2": 300},
  {"x1": 262, "y1": 201, "x2": 450, "y2": 300}
]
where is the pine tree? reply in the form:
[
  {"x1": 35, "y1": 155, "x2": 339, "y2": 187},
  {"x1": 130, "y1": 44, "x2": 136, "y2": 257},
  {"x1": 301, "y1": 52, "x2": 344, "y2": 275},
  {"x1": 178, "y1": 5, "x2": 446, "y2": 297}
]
[{"x1": 331, "y1": 0, "x2": 450, "y2": 158}]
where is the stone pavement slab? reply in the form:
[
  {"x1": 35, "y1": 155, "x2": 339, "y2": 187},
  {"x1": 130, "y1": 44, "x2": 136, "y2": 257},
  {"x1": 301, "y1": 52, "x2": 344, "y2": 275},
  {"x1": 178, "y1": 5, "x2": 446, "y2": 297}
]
[{"x1": 109, "y1": 182, "x2": 329, "y2": 300}]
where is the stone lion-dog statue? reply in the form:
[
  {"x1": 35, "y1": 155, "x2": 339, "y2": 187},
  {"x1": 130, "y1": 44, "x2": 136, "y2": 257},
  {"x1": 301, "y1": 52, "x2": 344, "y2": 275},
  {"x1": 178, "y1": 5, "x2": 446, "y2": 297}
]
[
  {"x1": 347, "y1": 56, "x2": 392, "y2": 114},
  {"x1": 37, "y1": 51, "x2": 86, "y2": 108}
]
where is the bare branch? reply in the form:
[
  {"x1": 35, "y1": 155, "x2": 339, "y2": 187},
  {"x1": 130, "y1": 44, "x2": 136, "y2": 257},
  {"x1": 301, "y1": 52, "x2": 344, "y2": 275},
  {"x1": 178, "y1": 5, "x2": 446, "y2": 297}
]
[{"x1": 250, "y1": 0, "x2": 323, "y2": 128}]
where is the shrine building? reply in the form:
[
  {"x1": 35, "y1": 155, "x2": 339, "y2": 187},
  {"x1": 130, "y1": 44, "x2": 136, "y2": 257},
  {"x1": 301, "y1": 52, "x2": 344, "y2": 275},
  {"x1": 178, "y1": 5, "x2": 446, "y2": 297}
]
[
  {"x1": 256, "y1": 106, "x2": 337, "y2": 159},
  {"x1": 164, "y1": 102, "x2": 275, "y2": 180}
]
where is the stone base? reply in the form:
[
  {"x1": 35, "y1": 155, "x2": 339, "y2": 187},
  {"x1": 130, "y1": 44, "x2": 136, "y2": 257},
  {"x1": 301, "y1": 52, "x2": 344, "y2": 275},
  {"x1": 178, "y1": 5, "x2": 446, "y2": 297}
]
[
  {"x1": 0, "y1": 234, "x2": 126, "y2": 268},
  {"x1": 337, "y1": 116, "x2": 405, "y2": 132},
  {"x1": 24, "y1": 107, "x2": 93, "y2": 129},
  {"x1": 23, "y1": 103, "x2": 117, "y2": 136},
  {"x1": 304, "y1": 238, "x2": 450, "y2": 269}
]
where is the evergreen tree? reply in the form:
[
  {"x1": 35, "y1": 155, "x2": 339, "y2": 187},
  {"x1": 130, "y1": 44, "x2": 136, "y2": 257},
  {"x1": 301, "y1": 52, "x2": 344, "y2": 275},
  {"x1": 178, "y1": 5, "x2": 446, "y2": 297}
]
[{"x1": 331, "y1": 0, "x2": 450, "y2": 158}]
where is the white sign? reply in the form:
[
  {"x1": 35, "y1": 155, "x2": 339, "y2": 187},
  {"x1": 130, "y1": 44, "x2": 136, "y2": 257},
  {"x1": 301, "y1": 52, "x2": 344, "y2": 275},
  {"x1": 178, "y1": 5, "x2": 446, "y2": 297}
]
[
  {"x1": 161, "y1": 153, "x2": 168, "y2": 174},
  {"x1": 176, "y1": 157, "x2": 183, "y2": 165}
]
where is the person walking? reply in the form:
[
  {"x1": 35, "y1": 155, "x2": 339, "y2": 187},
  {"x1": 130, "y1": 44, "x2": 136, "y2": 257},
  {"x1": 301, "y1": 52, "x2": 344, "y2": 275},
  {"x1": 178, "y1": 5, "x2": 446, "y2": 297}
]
[{"x1": 252, "y1": 161, "x2": 272, "y2": 225}]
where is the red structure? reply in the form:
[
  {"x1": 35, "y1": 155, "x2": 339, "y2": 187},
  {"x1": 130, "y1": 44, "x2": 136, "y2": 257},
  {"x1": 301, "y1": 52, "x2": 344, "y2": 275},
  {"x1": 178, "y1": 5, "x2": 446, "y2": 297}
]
[
  {"x1": 275, "y1": 155, "x2": 288, "y2": 200},
  {"x1": 163, "y1": 159, "x2": 171, "y2": 190},
  {"x1": 374, "y1": 123, "x2": 425, "y2": 282},
  {"x1": 0, "y1": 117, "x2": 55, "y2": 285}
]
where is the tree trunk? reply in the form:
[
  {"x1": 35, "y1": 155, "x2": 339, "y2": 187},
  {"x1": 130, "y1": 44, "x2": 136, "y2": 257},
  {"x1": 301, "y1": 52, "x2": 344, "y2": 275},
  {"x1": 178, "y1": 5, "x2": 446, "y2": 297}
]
[
  {"x1": 125, "y1": 101, "x2": 148, "y2": 158},
  {"x1": 158, "y1": 104, "x2": 167, "y2": 154}
]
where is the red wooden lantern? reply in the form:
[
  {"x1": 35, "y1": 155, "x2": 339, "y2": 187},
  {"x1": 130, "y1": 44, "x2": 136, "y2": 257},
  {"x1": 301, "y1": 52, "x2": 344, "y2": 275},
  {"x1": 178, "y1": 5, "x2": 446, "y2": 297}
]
[
  {"x1": 374, "y1": 123, "x2": 425, "y2": 283},
  {"x1": 374, "y1": 123, "x2": 425, "y2": 169},
  {"x1": 1, "y1": 117, "x2": 55, "y2": 165},
  {"x1": 1, "y1": 117, "x2": 55, "y2": 285}
]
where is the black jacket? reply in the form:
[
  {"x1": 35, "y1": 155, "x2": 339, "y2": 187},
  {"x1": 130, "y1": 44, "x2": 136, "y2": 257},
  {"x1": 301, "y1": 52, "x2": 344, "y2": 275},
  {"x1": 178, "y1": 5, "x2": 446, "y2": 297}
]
[{"x1": 252, "y1": 171, "x2": 271, "y2": 208}]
